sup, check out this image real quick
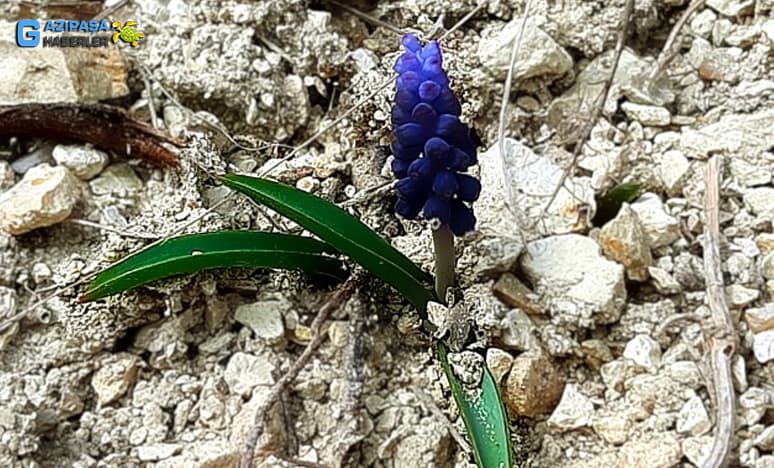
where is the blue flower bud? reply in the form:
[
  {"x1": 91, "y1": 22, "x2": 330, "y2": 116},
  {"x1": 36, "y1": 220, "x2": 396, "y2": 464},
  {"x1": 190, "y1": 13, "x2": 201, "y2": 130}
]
[{"x1": 391, "y1": 33, "x2": 480, "y2": 236}]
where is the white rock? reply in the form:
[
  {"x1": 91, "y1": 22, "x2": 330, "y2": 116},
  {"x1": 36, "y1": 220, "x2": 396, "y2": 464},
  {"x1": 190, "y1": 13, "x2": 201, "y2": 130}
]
[
  {"x1": 520, "y1": 234, "x2": 626, "y2": 327},
  {"x1": 500, "y1": 309, "x2": 538, "y2": 352},
  {"x1": 0, "y1": 20, "x2": 129, "y2": 104},
  {"x1": 89, "y1": 163, "x2": 143, "y2": 196},
  {"x1": 599, "y1": 203, "x2": 652, "y2": 281},
  {"x1": 676, "y1": 393, "x2": 711, "y2": 435},
  {"x1": 91, "y1": 353, "x2": 140, "y2": 406},
  {"x1": 707, "y1": 0, "x2": 755, "y2": 16},
  {"x1": 690, "y1": 9, "x2": 717, "y2": 38},
  {"x1": 630, "y1": 193, "x2": 682, "y2": 248},
  {"x1": 760, "y1": 253, "x2": 774, "y2": 280},
  {"x1": 753, "y1": 330, "x2": 774, "y2": 364},
  {"x1": 478, "y1": 16, "x2": 573, "y2": 83},
  {"x1": 745, "y1": 304, "x2": 774, "y2": 333},
  {"x1": 234, "y1": 294, "x2": 289, "y2": 343},
  {"x1": 755, "y1": 425, "x2": 774, "y2": 451},
  {"x1": 623, "y1": 334, "x2": 662, "y2": 371},
  {"x1": 745, "y1": 187, "x2": 774, "y2": 219},
  {"x1": 729, "y1": 158, "x2": 772, "y2": 187},
  {"x1": 618, "y1": 433, "x2": 682, "y2": 468},
  {"x1": 52, "y1": 144, "x2": 109, "y2": 180},
  {"x1": 680, "y1": 108, "x2": 774, "y2": 159},
  {"x1": 726, "y1": 284, "x2": 760, "y2": 308},
  {"x1": 0, "y1": 164, "x2": 81, "y2": 235},
  {"x1": 485, "y1": 348, "x2": 513, "y2": 384},
  {"x1": 592, "y1": 413, "x2": 630, "y2": 445},
  {"x1": 224, "y1": 352, "x2": 275, "y2": 397},
  {"x1": 648, "y1": 267, "x2": 682, "y2": 295},
  {"x1": 739, "y1": 387, "x2": 771, "y2": 426},
  {"x1": 137, "y1": 443, "x2": 179, "y2": 461},
  {"x1": 547, "y1": 384, "x2": 594, "y2": 431},
  {"x1": 682, "y1": 435, "x2": 713, "y2": 466},
  {"x1": 621, "y1": 102, "x2": 672, "y2": 126},
  {"x1": 658, "y1": 150, "x2": 690, "y2": 195},
  {"x1": 0, "y1": 161, "x2": 13, "y2": 190}
]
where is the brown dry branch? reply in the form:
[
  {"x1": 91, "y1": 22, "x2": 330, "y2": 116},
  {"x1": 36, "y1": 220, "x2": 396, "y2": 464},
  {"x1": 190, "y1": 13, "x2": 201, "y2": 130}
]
[
  {"x1": 241, "y1": 276, "x2": 359, "y2": 468},
  {"x1": 0, "y1": 103, "x2": 183, "y2": 167},
  {"x1": 701, "y1": 155, "x2": 737, "y2": 468},
  {"x1": 536, "y1": 0, "x2": 634, "y2": 227},
  {"x1": 648, "y1": 0, "x2": 705, "y2": 82}
]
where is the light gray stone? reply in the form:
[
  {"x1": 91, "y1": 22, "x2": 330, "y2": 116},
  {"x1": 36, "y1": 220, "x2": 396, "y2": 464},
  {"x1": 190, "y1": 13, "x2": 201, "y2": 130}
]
[
  {"x1": 500, "y1": 309, "x2": 538, "y2": 352},
  {"x1": 707, "y1": 0, "x2": 755, "y2": 16},
  {"x1": 648, "y1": 267, "x2": 682, "y2": 295},
  {"x1": 91, "y1": 353, "x2": 140, "y2": 406},
  {"x1": 623, "y1": 334, "x2": 661, "y2": 371},
  {"x1": 745, "y1": 304, "x2": 774, "y2": 333},
  {"x1": 755, "y1": 425, "x2": 774, "y2": 451},
  {"x1": 690, "y1": 9, "x2": 717, "y2": 38},
  {"x1": 0, "y1": 161, "x2": 13, "y2": 190},
  {"x1": 137, "y1": 443, "x2": 180, "y2": 461},
  {"x1": 547, "y1": 384, "x2": 594, "y2": 431},
  {"x1": 0, "y1": 164, "x2": 81, "y2": 235},
  {"x1": 618, "y1": 433, "x2": 682, "y2": 468},
  {"x1": 224, "y1": 352, "x2": 275, "y2": 397},
  {"x1": 680, "y1": 108, "x2": 774, "y2": 159},
  {"x1": 676, "y1": 392, "x2": 711, "y2": 435},
  {"x1": 485, "y1": 348, "x2": 513, "y2": 384},
  {"x1": 729, "y1": 158, "x2": 772, "y2": 187},
  {"x1": 478, "y1": 16, "x2": 573, "y2": 83},
  {"x1": 753, "y1": 330, "x2": 774, "y2": 364},
  {"x1": 658, "y1": 150, "x2": 690, "y2": 195},
  {"x1": 682, "y1": 435, "x2": 713, "y2": 467},
  {"x1": 89, "y1": 163, "x2": 143, "y2": 196},
  {"x1": 745, "y1": 187, "x2": 774, "y2": 219},
  {"x1": 52, "y1": 144, "x2": 109, "y2": 180},
  {"x1": 234, "y1": 294, "x2": 289, "y2": 343},
  {"x1": 520, "y1": 234, "x2": 626, "y2": 327},
  {"x1": 599, "y1": 203, "x2": 653, "y2": 281},
  {"x1": 630, "y1": 193, "x2": 682, "y2": 248},
  {"x1": 621, "y1": 102, "x2": 671, "y2": 126},
  {"x1": 726, "y1": 284, "x2": 760, "y2": 308}
]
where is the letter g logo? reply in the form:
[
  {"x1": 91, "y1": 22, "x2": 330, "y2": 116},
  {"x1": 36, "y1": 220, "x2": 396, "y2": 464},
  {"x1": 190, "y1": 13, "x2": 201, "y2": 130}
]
[{"x1": 16, "y1": 19, "x2": 40, "y2": 47}]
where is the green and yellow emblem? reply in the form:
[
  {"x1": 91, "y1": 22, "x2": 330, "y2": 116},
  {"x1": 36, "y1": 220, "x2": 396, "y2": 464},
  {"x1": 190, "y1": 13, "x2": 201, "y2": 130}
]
[{"x1": 112, "y1": 21, "x2": 144, "y2": 47}]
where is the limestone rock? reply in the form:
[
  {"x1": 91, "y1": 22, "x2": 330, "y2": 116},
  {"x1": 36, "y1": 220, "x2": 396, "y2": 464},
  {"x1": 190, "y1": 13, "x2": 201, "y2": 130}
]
[
  {"x1": 234, "y1": 294, "x2": 289, "y2": 343},
  {"x1": 492, "y1": 273, "x2": 545, "y2": 315},
  {"x1": 592, "y1": 412, "x2": 631, "y2": 445},
  {"x1": 230, "y1": 386, "x2": 285, "y2": 452},
  {"x1": 621, "y1": 102, "x2": 671, "y2": 126},
  {"x1": 0, "y1": 164, "x2": 81, "y2": 235},
  {"x1": 52, "y1": 144, "x2": 109, "y2": 180},
  {"x1": 0, "y1": 21, "x2": 128, "y2": 104},
  {"x1": 745, "y1": 304, "x2": 774, "y2": 333},
  {"x1": 648, "y1": 267, "x2": 682, "y2": 295},
  {"x1": 137, "y1": 443, "x2": 180, "y2": 462},
  {"x1": 618, "y1": 433, "x2": 682, "y2": 468},
  {"x1": 485, "y1": 348, "x2": 513, "y2": 384},
  {"x1": 89, "y1": 164, "x2": 143, "y2": 196},
  {"x1": 753, "y1": 330, "x2": 774, "y2": 364},
  {"x1": 630, "y1": 193, "x2": 682, "y2": 248},
  {"x1": 503, "y1": 348, "x2": 564, "y2": 417},
  {"x1": 680, "y1": 108, "x2": 774, "y2": 159},
  {"x1": 91, "y1": 353, "x2": 140, "y2": 406},
  {"x1": 726, "y1": 284, "x2": 760, "y2": 308},
  {"x1": 707, "y1": 0, "x2": 755, "y2": 16},
  {"x1": 754, "y1": 425, "x2": 774, "y2": 451},
  {"x1": 520, "y1": 234, "x2": 626, "y2": 327},
  {"x1": 547, "y1": 384, "x2": 594, "y2": 431},
  {"x1": 499, "y1": 309, "x2": 538, "y2": 352},
  {"x1": 599, "y1": 203, "x2": 653, "y2": 281},
  {"x1": 676, "y1": 393, "x2": 711, "y2": 435},
  {"x1": 682, "y1": 435, "x2": 713, "y2": 466},
  {"x1": 623, "y1": 334, "x2": 661, "y2": 371},
  {"x1": 658, "y1": 150, "x2": 690, "y2": 195},
  {"x1": 761, "y1": 253, "x2": 774, "y2": 280},
  {"x1": 478, "y1": 16, "x2": 573, "y2": 83},
  {"x1": 224, "y1": 352, "x2": 275, "y2": 397},
  {"x1": 0, "y1": 161, "x2": 13, "y2": 190}
]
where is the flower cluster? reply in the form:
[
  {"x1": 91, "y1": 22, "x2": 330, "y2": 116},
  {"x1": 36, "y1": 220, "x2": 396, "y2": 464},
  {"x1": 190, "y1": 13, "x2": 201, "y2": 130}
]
[{"x1": 390, "y1": 33, "x2": 480, "y2": 236}]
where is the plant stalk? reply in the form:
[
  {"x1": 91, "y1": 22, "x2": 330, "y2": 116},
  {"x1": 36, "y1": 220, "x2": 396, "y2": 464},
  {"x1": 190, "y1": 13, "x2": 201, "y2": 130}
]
[{"x1": 432, "y1": 224, "x2": 455, "y2": 304}]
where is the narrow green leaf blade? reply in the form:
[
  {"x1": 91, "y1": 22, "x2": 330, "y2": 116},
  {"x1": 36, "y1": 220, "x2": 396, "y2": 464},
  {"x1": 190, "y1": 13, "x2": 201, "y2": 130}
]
[
  {"x1": 221, "y1": 174, "x2": 434, "y2": 315},
  {"x1": 594, "y1": 182, "x2": 641, "y2": 225},
  {"x1": 438, "y1": 343, "x2": 513, "y2": 468},
  {"x1": 81, "y1": 231, "x2": 346, "y2": 301}
]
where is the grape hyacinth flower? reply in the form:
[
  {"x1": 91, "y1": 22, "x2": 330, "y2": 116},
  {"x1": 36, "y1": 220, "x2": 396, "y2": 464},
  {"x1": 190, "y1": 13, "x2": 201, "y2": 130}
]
[{"x1": 390, "y1": 33, "x2": 480, "y2": 299}]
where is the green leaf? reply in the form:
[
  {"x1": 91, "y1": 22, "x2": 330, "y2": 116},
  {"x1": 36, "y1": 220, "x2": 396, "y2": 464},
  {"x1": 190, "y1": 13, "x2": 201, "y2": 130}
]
[
  {"x1": 437, "y1": 343, "x2": 513, "y2": 468},
  {"x1": 81, "y1": 231, "x2": 346, "y2": 301},
  {"x1": 594, "y1": 182, "x2": 641, "y2": 226},
  {"x1": 221, "y1": 174, "x2": 434, "y2": 316}
]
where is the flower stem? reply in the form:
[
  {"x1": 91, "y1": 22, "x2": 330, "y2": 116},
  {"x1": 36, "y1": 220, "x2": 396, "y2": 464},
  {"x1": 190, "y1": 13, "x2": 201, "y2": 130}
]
[{"x1": 432, "y1": 224, "x2": 455, "y2": 304}]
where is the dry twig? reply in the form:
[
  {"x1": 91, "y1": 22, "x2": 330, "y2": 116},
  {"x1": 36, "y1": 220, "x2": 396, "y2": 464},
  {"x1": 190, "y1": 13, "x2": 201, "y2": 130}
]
[
  {"x1": 701, "y1": 156, "x2": 736, "y2": 468},
  {"x1": 536, "y1": 0, "x2": 634, "y2": 227},
  {"x1": 648, "y1": 0, "x2": 705, "y2": 82},
  {"x1": 241, "y1": 277, "x2": 359, "y2": 468},
  {"x1": 0, "y1": 103, "x2": 182, "y2": 167}
]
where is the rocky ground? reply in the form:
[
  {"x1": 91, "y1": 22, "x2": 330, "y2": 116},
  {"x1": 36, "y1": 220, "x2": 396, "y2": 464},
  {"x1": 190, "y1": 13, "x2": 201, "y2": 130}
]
[{"x1": 1, "y1": 0, "x2": 774, "y2": 467}]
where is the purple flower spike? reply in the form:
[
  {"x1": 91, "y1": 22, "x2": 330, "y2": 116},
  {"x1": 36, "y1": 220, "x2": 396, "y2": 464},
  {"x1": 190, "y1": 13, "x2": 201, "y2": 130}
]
[{"x1": 390, "y1": 33, "x2": 480, "y2": 236}]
